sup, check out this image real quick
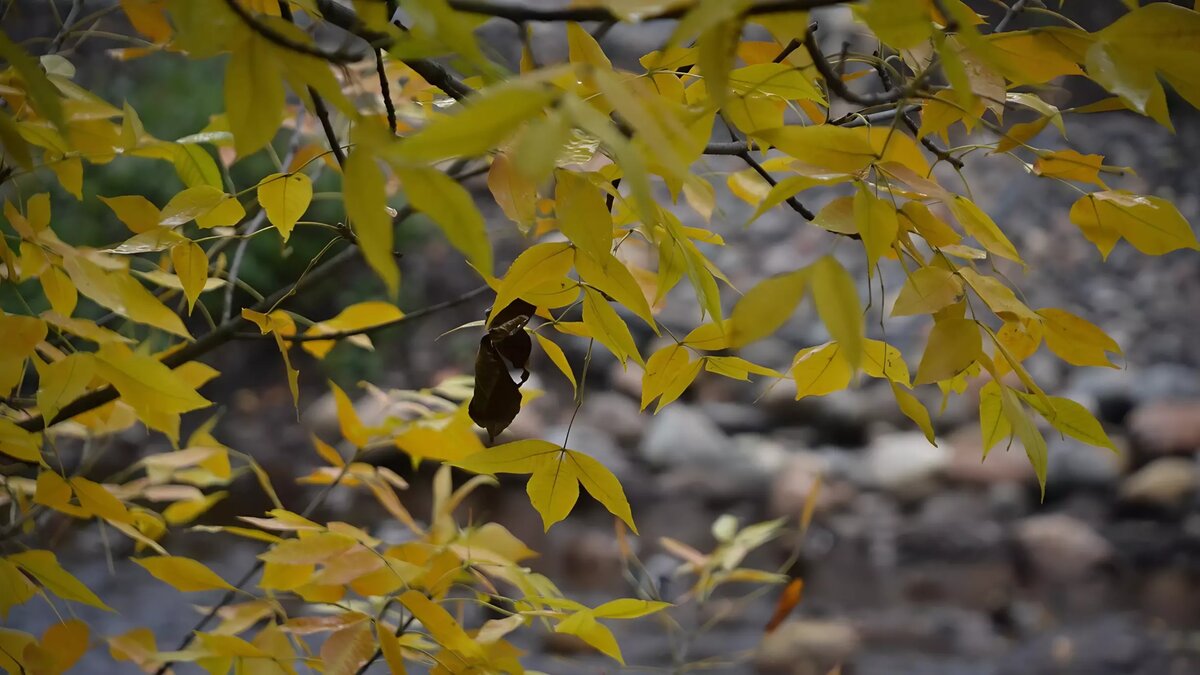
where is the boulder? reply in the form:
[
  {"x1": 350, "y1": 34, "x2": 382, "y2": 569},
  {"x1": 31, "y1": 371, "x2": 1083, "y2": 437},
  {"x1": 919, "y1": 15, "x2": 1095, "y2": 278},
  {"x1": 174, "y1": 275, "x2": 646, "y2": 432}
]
[
  {"x1": 1128, "y1": 400, "x2": 1200, "y2": 457},
  {"x1": 754, "y1": 619, "x2": 860, "y2": 675},
  {"x1": 1013, "y1": 513, "x2": 1113, "y2": 585},
  {"x1": 1119, "y1": 457, "x2": 1198, "y2": 509},
  {"x1": 865, "y1": 431, "x2": 951, "y2": 500}
]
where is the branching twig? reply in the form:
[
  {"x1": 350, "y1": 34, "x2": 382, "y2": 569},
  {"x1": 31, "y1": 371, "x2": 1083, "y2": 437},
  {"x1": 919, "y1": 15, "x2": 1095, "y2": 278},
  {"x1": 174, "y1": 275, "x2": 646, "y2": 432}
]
[
  {"x1": 375, "y1": 48, "x2": 398, "y2": 134},
  {"x1": 901, "y1": 114, "x2": 964, "y2": 169},
  {"x1": 234, "y1": 284, "x2": 491, "y2": 342},
  {"x1": 993, "y1": 0, "x2": 1029, "y2": 33},
  {"x1": 737, "y1": 151, "x2": 815, "y2": 221},
  {"x1": 222, "y1": 0, "x2": 363, "y2": 63},
  {"x1": 803, "y1": 29, "x2": 903, "y2": 106}
]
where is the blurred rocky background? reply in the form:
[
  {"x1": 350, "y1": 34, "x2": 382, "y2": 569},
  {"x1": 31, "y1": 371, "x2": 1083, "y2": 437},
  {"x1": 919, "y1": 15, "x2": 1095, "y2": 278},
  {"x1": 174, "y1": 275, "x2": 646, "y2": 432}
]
[{"x1": 5, "y1": 1, "x2": 1200, "y2": 673}]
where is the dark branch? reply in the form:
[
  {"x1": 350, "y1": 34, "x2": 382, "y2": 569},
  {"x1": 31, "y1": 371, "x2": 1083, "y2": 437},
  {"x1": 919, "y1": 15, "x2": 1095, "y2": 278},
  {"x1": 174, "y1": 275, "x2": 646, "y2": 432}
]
[
  {"x1": 234, "y1": 285, "x2": 491, "y2": 342},
  {"x1": 222, "y1": 0, "x2": 363, "y2": 63},
  {"x1": 375, "y1": 48, "x2": 398, "y2": 134},
  {"x1": 738, "y1": 150, "x2": 815, "y2": 221},
  {"x1": 993, "y1": 0, "x2": 1029, "y2": 33},
  {"x1": 803, "y1": 29, "x2": 903, "y2": 106}
]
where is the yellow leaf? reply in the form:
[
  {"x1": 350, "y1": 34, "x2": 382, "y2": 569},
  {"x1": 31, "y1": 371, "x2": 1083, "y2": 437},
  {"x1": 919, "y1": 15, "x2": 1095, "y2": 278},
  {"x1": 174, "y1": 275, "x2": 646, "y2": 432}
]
[
  {"x1": 107, "y1": 627, "x2": 159, "y2": 672},
  {"x1": 1000, "y1": 385, "x2": 1048, "y2": 495},
  {"x1": 524, "y1": 451, "x2": 581, "y2": 532},
  {"x1": 241, "y1": 309, "x2": 299, "y2": 408},
  {"x1": 984, "y1": 29, "x2": 1085, "y2": 85},
  {"x1": 728, "y1": 269, "x2": 806, "y2": 348},
  {"x1": 40, "y1": 312, "x2": 132, "y2": 345},
  {"x1": 592, "y1": 598, "x2": 672, "y2": 619},
  {"x1": 568, "y1": 449, "x2": 636, "y2": 532},
  {"x1": 300, "y1": 301, "x2": 404, "y2": 359},
  {"x1": 259, "y1": 532, "x2": 357, "y2": 565},
  {"x1": 162, "y1": 491, "x2": 227, "y2": 525},
  {"x1": 1024, "y1": 394, "x2": 1117, "y2": 452},
  {"x1": 397, "y1": 167, "x2": 493, "y2": 277},
  {"x1": 1037, "y1": 307, "x2": 1122, "y2": 368},
  {"x1": 582, "y1": 286, "x2": 643, "y2": 367},
  {"x1": 454, "y1": 439, "x2": 558, "y2": 476},
  {"x1": 892, "y1": 266, "x2": 963, "y2": 316},
  {"x1": 330, "y1": 382, "x2": 370, "y2": 447},
  {"x1": 51, "y1": 156, "x2": 83, "y2": 199},
  {"x1": 94, "y1": 343, "x2": 211, "y2": 415},
  {"x1": 555, "y1": 169, "x2": 614, "y2": 261},
  {"x1": 0, "y1": 559, "x2": 35, "y2": 618},
  {"x1": 259, "y1": 561, "x2": 313, "y2": 590},
  {"x1": 861, "y1": 339, "x2": 910, "y2": 386},
  {"x1": 389, "y1": 82, "x2": 556, "y2": 163},
  {"x1": 575, "y1": 252, "x2": 655, "y2": 330},
  {"x1": 170, "y1": 241, "x2": 207, "y2": 314},
  {"x1": 342, "y1": 148, "x2": 400, "y2": 294},
  {"x1": 1069, "y1": 190, "x2": 1198, "y2": 258},
  {"x1": 703, "y1": 355, "x2": 783, "y2": 381},
  {"x1": 792, "y1": 342, "x2": 853, "y2": 399},
  {"x1": 320, "y1": 621, "x2": 374, "y2": 675},
  {"x1": 38, "y1": 619, "x2": 89, "y2": 674},
  {"x1": 853, "y1": 184, "x2": 899, "y2": 274},
  {"x1": 39, "y1": 266, "x2": 77, "y2": 317},
  {"x1": 534, "y1": 333, "x2": 576, "y2": 394},
  {"x1": 948, "y1": 196, "x2": 1023, "y2": 264},
  {"x1": 1034, "y1": 149, "x2": 1106, "y2": 186},
  {"x1": 641, "y1": 344, "x2": 691, "y2": 411},
  {"x1": 159, "y1": 185, "x2": 226, "y2": 226},
  {"x1": 487, "y1": 153, "x2": 536, "y2": 231},
  {"x1": 195, "y1": 194, "x2": 245, "y2": 229},
  {"x1": 378, "y1": 623, "x2": 408, "y2": 675},
  {"x1": 133, "y1": 555, "x2": 234, "y2": 592},
  {"x1": 36, "y1": 353, "x2": 96, "y2": 423},
  {"x1": 567, "y1": 21, "x2": 612, "y2": 68},
  {"x1": 900, "y1": 201, "x2": 961, "y2": 247},
  {"x1": 0, "y1": 419, "x2": 40, "y2": 463},
  {"x1": 893, "y1": 382, "x2": 936, "y2": 444},
  {"x1": 728, "y1": 62, "x2": 823, "y2": 102},
  {"x1": 857, "y1": 0, "x2": 933, "y2": 49},
  {"x1": 810, "y1": 256, "x2": 863, "y2": 368},
  {"x1": 979, "y1": 380, "x2": 1011, "y2": 456},
  {"x1": 69, "y1": 477, "x2": 132, "y2": 524},
  {"x1": 957, "y1": 268, "x2": 1036, "y2": 321},
  {"x1": 257, "y1": 173, "x2": 312, "y2": 242},
  {"x1": 556, "y1": 611, "x2": 623, "y2": 663},
  {"x1": 914, "y1": 318, "x2": 982, "y2": 384},
  {"x1": 753, "y1": 125, "x2": 877, "y2": 174},
  {"x1": 398, "y1": 590, "x2": 483, "y2": 659},
  {"x1": 225, "y1": 33, "x2": 284, "y2": 156},
  {"x1": 8, "y1": 550, "x2": 111, "y2": 611}
]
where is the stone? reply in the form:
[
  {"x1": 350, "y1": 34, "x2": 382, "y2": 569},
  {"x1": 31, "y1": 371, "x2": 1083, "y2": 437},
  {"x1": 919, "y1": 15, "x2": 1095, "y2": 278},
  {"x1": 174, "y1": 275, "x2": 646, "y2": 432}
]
[
  {"x1": 1013, "y1": 513, "x2": 1113, "y2": 585},
  {"x1": 658, "y1": 433, "x2": 790, "y2": 500},
  {"x1": 945, "y1": 425, "x2": 1036, "y2": 486},
  {"x1": 1119, "y1": 457, "x2": 1198, "y2": 509},
  {"x1": 864, "y1": 431, "x2": 951, "y2": 500},
  {"x1": 1046, "y1": 437, "x2": 1127, "y2": 491},
  {"x1": 1128, "y1": 400, "x2": 1200, "y2": 456},
  {"x1": 769, "y1": 452, "x2": 857, "y2": 521},
  {"x1": 577, "y1": 391, "x2": 647, "y2": 448},
  {"x1": 754, "y1": 619, "x2": 860, "y2": 675},
  {"x1": 640, "y1": 404, "x2": 729, "y2": 468},
  {"x1": 698, "y1": 401, "x2": 770, "y2": 434}
]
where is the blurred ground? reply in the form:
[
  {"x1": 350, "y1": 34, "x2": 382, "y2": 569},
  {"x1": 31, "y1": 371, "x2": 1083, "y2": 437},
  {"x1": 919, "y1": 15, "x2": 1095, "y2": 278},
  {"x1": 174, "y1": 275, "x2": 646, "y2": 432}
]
[{"x1": 7, "y1": 2, "x2": 1200, "y2": 674}]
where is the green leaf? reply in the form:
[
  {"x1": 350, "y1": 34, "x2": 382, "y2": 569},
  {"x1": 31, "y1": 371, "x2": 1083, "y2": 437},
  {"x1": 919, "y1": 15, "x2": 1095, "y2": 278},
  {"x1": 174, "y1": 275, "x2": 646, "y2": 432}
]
[
  {"x1": 1023, "y1": 394, "x2": 1117, "y2": 452},
  {"x1": 0, "y1": 29, "x2": 64, "y2": 131}
]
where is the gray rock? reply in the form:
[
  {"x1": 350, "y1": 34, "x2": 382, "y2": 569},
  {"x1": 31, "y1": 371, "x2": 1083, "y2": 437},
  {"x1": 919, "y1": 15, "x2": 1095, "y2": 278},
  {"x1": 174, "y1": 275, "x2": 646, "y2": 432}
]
[
  {"x1": 640, "y1": 404, "x2": 729, "y2": 468},
  {"x1": 754, "y1": 619, "x2": 860, "y2": 675},
  {"x1": 1014, "y1": 513, "x2": 1113, "y2": 585},
  {"x1": 864, "y1": 431, "x2": 951, "y2": 500},
  {"x1": 578, "y1": 391, "x2": 647, "y2": 448},
  {"x1": 1129, "y1": 400, "x2": 1200, "y2": 457},
  {"x1": 1120, "y1": 457, "x2": 1198, "y2": 509},
  {"x1": 699, "y1": 401, "x2": 770, "y2": 434},
  {"x1": 1047, "y1": 438, "x2": 1127, "y2": 491},
  {"x1": 945, "y1": 425, "x2": 1036, "y2": 486}
]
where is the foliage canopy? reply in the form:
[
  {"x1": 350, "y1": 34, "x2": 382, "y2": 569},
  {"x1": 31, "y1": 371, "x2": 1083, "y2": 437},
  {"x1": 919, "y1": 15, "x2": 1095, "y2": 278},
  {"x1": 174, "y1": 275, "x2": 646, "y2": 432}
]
[{"x1": 1, "y1": 0, "x2": 1199, "y2": 672}]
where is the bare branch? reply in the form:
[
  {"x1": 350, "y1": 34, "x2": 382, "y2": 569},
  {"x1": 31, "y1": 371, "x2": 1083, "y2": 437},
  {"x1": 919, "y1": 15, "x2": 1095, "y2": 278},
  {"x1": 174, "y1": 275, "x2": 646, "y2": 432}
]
[
  {"x1": 738, "y1": 150, "x2": 815, "y2": 221},
  {"x1": 803, "y1": 29, "x2": 903, "y2": 106}
]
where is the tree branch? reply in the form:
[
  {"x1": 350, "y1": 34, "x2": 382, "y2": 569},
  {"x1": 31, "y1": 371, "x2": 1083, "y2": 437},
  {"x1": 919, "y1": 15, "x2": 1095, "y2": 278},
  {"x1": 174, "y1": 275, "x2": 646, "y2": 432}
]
[
  {"x1": 737, "y1": 150, "x2": 814, "y2": 220},
  {"x1": 234, "y1": 284, "x2": 490, "y2": 342},
  {"x1": 222, "y1": 0, "x2": 363, "y2": 63},
  {"x1": 803, "y1": 29, "x2": 903, "y2": 107},
  {"x1": 993, "y1": 0, "x2": 1029, "y2": 33}
]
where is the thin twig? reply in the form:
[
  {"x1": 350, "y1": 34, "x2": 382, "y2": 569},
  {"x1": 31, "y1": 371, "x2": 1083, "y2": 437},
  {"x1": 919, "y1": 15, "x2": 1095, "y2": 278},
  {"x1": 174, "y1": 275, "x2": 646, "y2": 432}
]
[
  {"x1": 222, "y1": 0, "x2": 363, "y2": 63},
  {"x1": 993, "y1": 0, "x2": 1029, "y2": 33},
  {"x1": 803, "y1": 29, "x2": 902, "y2": 106},
  {"x1": 353, "y1": 613, "x2": 417, "y2": 674},
  {"x1": 901, "y1": 114, "x2": 964, "y2": 169},
  {"x1": 737, "y1": 151, "x2": 814, "y2": 221},
  {"x1": 772, "y1": 38, "x2": 802, "y2": 64},
  {"x1": 234, "y1": 284, "x2": 491, "y2": 342},
  {"x1": 375, "y1": 48, "x2": 398, "y2": 134},
  {"x1": 48, "y1": 0, "x2": 83, "y2": 53}
]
